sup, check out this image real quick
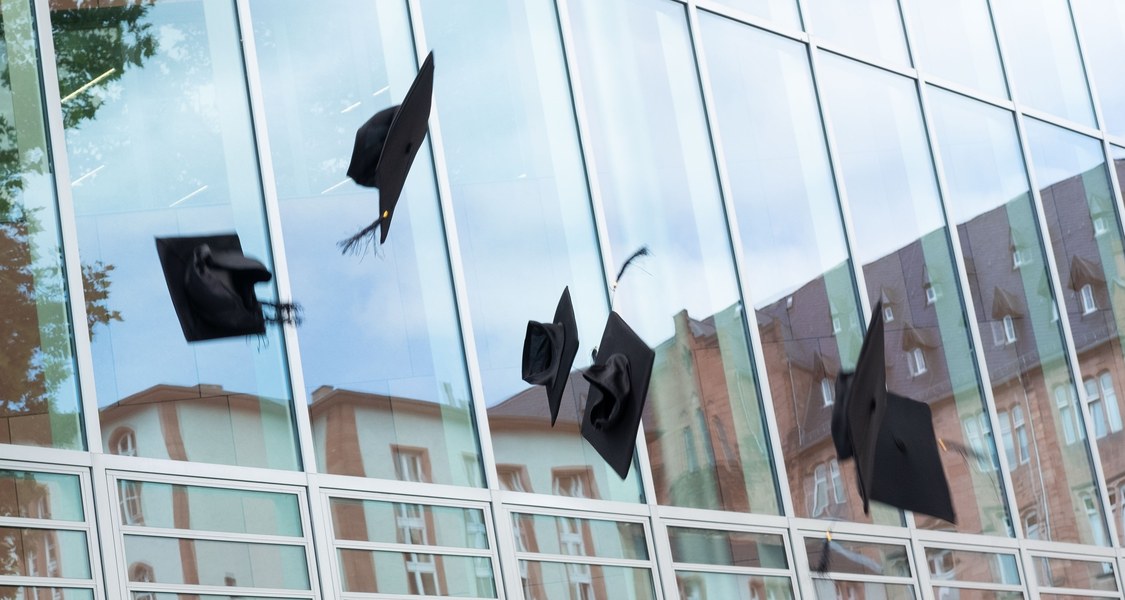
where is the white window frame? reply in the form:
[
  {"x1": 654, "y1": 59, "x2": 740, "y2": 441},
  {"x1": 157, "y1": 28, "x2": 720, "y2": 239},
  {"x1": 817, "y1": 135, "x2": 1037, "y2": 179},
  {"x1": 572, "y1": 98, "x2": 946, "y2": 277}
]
[
  {"x1": 883, "y1": 305, "x2": 894, "y2": 322},
  {"x1": 811, "y1": 464, "x2": 828, "y2": 517},
  {"x1": 1002, "y1": 315, "x2": 1017, "y2": 343},
  {"x1": 1094, "y1": 215, "x2": 1108, "y2": 236},
  {"x1": 1099, "y1": 372, "x2": 1122, "y2": 434},
  {"x1": 1081, "y1": 283, "x2": 1096, "y2": 314},
  {"x1": 1013, "y1": 405, "x2": 1029, "y2": 464},
  {"x1": 908, "y1": 348, "x2": 927, "y2": 376},
  {"x1": 821, "y1": 378, "x2": 834, "y2": 407},
  {"x1": 926, "y1": 284, "x2": 940, "y2": 305}
]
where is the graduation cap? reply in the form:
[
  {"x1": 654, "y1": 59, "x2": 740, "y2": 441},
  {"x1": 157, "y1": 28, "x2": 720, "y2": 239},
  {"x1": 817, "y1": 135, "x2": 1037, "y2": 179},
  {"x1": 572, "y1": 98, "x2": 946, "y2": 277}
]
[
  {"x1": 581, "y1": 312, "x2": 654, "y2": 479},
  {"x1": 340, "y1": 51, "x2": 435, "y2": 253},
  {"x1": 522, "y1": 287, "x2": 579, "y2": 425},
  {"x1": 832, "y1": 301, "x2": 955, "y2": 522}
]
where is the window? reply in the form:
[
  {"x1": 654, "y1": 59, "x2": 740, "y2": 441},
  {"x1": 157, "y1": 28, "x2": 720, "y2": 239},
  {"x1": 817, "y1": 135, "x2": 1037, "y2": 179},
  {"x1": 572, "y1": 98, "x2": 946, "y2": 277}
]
[
  {"x1": 829, "y1": 459, "x2": 845, "y2": 503},
  {"x1": 393, "y1": 447, "x2": 430, "y2": 483},
  {"x1": 1095, "y1": 216, "x2": 1108, "y2": 236},
  {"x1": 821, "y1": 378, "x2": 834, "y2": 406},
  {"x1": 1082, "y1": 493, "x2": 1109, "y2": 546},
  {"x1": 1013, "y1": 406, "x2": 1029, "y2": 464},
  {"x1": 1002, "y1": 315, "x2": 1016, "y2": 343},
  {"x1": 998, "y1": 410, "x2": 1015, "y2": 466},
  {"x1": 964, "y1": 414, "x2": 997, "y2": 472},
  {"x1": 1055, "y1": 385, "x2": 1083, "y2": 445},
  {"x1": 1012, "y1": 248, "x2": 1030, "y2": 268},
  {"x1": 553, "y1": 469, "x2": 595, "y2": 499},
  {"x1": 1086, "y1": 377, "x2": 1106, "y2": 438},
  {"x1": 130, "y1": 563, "x2": 155, "y2": 600},
  {"x1": 1025, "y1": 512, "x2": 1041, "y2": 540},
  {"x1": 1100, "y1": 372, "x2": 1123, "y2": 434},
  {"x1": 908, "y1": 348, "x2": 927, "y2": 376},
  {"x1": 991, "y1": 321, "x2": 1006, "y2": 346},
  {"x1": 1081, "y1": 283, "x2": 1096, "y2": 314},
  {"x1": 498, "y1": 465, "x2": 532, "y2": 493},
  {"x1": 832, "y1": 316, "x2": 842, "y2": 333},
  {"x1": 811, "y1": 464, "x2": 828, "y2": 517},
  {"x1": 110, "y1": 427, "x2": 138, "y2": 457},
  {"x1": 883, "y1": 305, "x2": 894, "y2": 322},
  {"x1": 926, "y1": 284, "x2": 940, "y2": 305},
  {"x1": 557, "y1": 517, "x2": 594, "y2": 599},
  {"x1": 121, "y1": 480, "x2": 144, "y2": 525}
]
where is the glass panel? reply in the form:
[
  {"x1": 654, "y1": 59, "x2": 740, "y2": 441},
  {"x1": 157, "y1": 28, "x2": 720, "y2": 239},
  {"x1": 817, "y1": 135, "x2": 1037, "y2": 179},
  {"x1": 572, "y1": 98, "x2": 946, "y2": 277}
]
[
  {"x1": 0, "y1": 528, "x2": 89, "y2": 578},
  {"x1": 1025, "y1": 118, "x2": 1116, "y2": 546},
  {"x1": 699, "y1": 11, "x2": 866, "y2": 522},
  {"x1": 0, "y1": 470, "x2": 82, "y2": 521},
  {"x1": 419, "y1": 0, "x2": 629, "y2": 499},
  {"x1": 136, "y1": 596, "x2": 303, "y2": 600},
  {"x1": 933, "y1": 591, "x2": 1023, "y2": 600},
  {"x1": 704, "y1": 0, "x2": 800, "y2": 30},
  {"x1": 337, "y1": 550, "x2": 497, "y2": 598},
  {"x1": 1073, "y1": 1, "x2": 1125, "y2": 138},
  {"x1": 116, "y1": 480, "x2": 300, "y2": 536},
  {"x1": 667, "y1": 527, "x2": 787, "y2": 569},
  {"x1": 50, "y1": 0, "x2": 299, "y2": 470},
  {"x1": 520, "y1": 562, "x2": 656, "y2": 600},
  {"x1": 812, "y1": 580, "x2": 914, "y2": 599},
  {"x1": 900, "y1": 0, "x2": 1007, "y2": 98},
  {"x1": 0, "y1": 0, "x2": 84, "y2": 450},
  {"x1": 1102, "y1": 145, "x2": 1125, "y2": 544},
  {"x1": 804, "y1": 537, "x2": 911, "y2": 577},
  {"x1": 803, "y1": 0, "x2": 909, "y2": 65},
  {"x1": 0, "y1": 590, "x2": 92, "y2": 600},
  {"x1": 923, "y1": 547, "x2": 1020, "y2": 584},
  {"x1": 567, "y1": 0, "x2": 780, "y2": 515},
  {"x1": 330, "y1": 498, "x2": 488, "y2": 550},
  {"x1": 676, "y1": 572, "x2": 793, "y2": 600},
  {"x1": 818, "y1": 53, "x2": 1009, "y2": 535},
  {"x1": 248, "y1": 0, "x2": 480, "y2": 486},
  {"x1": 990, "y1": 0, "x2": 1096, "y2": 126},
  {"x1": 1033, "y1": 556, "x2": 1117, "y2": 591},
  {"x1": 513, "y1": 513, "x2": 647, "y2": 561},
  {"x1": 123, "y1": 535, "x2": 310, "y2": 590},
  {"x1": 931, "y1": 87, "x2": 1107, "y2": 546}
]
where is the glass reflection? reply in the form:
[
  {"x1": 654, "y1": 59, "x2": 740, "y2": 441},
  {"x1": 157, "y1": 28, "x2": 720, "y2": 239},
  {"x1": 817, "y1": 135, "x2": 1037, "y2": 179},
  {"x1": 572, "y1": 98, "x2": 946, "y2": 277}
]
[
  {"x1": 513, "y1": 514, "x2": 647, "y2": 561},
  {"x1": 50, "y1": 0, "x2": 299, "y2": 469},
  {"x1": 123, "y1": 536, "x2": 310, "y2": 590},
  {"x1": 337, "y1": 550, "x2": 496, "y2": 597},
  {"x1": 520, "y1": 562, "x2": 656, "y2": 600},
  {"x1": 1033, "y1": 556, "x2": 1117, "y2": 591},
  {"x1": 812, "y1": 581, "x2": 914, "y2": 600},
  {"x1": 932, "y1": 591, "x2": 1022, "y2": 600},
  {"x1": 1072, "y1": 2, "x2": 1125, "y2": 138},
  {"x1": 1, "y1": 591, "x2": 92, "y2": 600},
  {"x1": 0, "y1": 528, "x2": 88, "y2": 578},
  {"x1": 1025, "y1": 119, "x2": 1117, "y2": 546},
  {"x1": 0, "y1": 0, "x2": 83, "y2": 450},
  {"x1": 803, "y1": 0, "x2": 909, "y2": 65},
  {"x1": 0, "y1": 470, "x2": 82, "y2": 521},
  {"x1": 677, "y1": 572, "x2": 793, "y2": 600},
  {"x1": 419, "y1": 0, "x2": 631, "y2": 499},
  {"x1": 820, "y1": 53, "x2": 1011, "y2": 534},
  {"x1": 567, "y1": 0, "x2": 780, "y2": 515},
  {"x1": 704, "y1": 0, "x2": 800, "y2": 31},
  {"x1": 668, "y1": 527, "x2": 787, "y2": 569},
  {"x1": 931, "y1": 89, "x2": 1106, "y2": 547},
  {"x1": 804, "y1": 537, "x2": 911, "y2": 577},
  {"x1": 699, "y1": 11, "x2": 868, "y2": 523},
  {"x1": 330, "y1": 497, "x2": 488, "y2": 550},
  {"x1": 116, "y1": 480, "x2": 301, "y2": 536},
  {"x1": 990, "y1": 0, "x2": 1095, "y2": 126},
  {"x1": 923, "y1": 547, "x2": 1020, "y2": 584},
  {"x1": 900, "y1": 0, "x2": 1008, "y2": 98},
  {"x1": 248, "y1": 0, "x2": 481, "y2": 485}
]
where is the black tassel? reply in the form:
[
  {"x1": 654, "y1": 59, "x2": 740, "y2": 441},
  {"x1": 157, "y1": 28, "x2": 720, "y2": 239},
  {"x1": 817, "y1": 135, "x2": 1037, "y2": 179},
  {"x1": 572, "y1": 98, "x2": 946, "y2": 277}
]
[
  {"x1": 615, "y1": 246, "x2": 651, "y2": 285},
  {"x1": 262, "y1": 301, "x2": 304, "y2": 326},
  {"x1": 337, "y1": 216, "x2": 384, "y2": 255},
  {"x1": 812, "y1": 535, "x2": 832, "y2": 575}
]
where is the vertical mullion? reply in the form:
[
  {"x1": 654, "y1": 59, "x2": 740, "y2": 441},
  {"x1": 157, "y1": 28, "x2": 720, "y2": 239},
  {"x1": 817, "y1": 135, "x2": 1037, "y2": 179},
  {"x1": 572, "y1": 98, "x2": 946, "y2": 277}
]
[
  {"x1": 232, "y1": 0, "x2": 317, "y2": 477},
  {"x1": 682, "y1": 0, "x2": 796, "y2": 520},
  {"x1": 895, "y1": 0, "x2": 1022, "y2": 540},
  {"x1": 308, "y1": 483, "x2": 340, "y2": 599},
  {"x1": 550, "y1": 0, "x2": 653, "y2": 504},
  {"x1": 403, "y1": 0, "x2": 499, "y2": 494},
  {"x1": 32, "y1": 0, "x2": 103, "y2": 460},
  {"x1": 986, "y1": 0, "x2": 1119, "y2": 549}
]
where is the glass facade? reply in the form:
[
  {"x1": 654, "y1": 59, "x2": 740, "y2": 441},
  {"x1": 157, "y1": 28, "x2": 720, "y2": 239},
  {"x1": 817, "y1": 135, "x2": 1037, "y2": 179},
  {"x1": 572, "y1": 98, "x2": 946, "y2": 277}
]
[{"x1": 2, "y1": 0, "x2": 1125, "y2": 597}]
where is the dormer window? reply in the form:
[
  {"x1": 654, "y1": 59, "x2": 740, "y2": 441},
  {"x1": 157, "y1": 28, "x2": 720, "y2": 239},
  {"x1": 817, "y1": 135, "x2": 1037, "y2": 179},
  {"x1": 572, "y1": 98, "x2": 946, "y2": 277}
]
[
  {"x1": 908, "y1": 348, "x2": 927, "y2": 376},
  {"x1": 1081, "y1": 283, "x2": 1096, "y2": 314},
  {"x1": 1094, "y1": 216, "x2": 1109, "y2": 237},
  {"x1": 925, "y1": 284, "x2": 939, "y2": 305},
  {"x1": 1012, "y1": 248, "x2": 1030, "y2": 269},
  {"x1": 883, "y1": 305, "x2": 894, "y2": 322}
]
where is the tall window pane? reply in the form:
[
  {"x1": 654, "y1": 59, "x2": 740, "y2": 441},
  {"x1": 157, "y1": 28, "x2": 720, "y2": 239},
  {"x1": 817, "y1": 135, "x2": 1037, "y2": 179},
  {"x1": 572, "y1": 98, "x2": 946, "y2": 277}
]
[
  {"x1": 1071, "y1": 1, "x2": 1125, "y2": 138},
  {"x1": 699, "y1": 12, "x2": 866, "y2": 522},
  {"x1": 566, "y1": 0, "x2": 780, "y2": 514},
  {"x1": 819, "y1": 54, "x2": 1010, "y2": 535},
  {"x1": 803, "y1": 0, "x2": 909, "y2": 65},
  {"x1": 0, "y1": 0, "x2": 83, "y2": 450},
  {"x1": 930, "y1": 87, "x2": 1105, "y2": 546},
  {"x1": 50, "y1": 0, "x2": 298, "y2": 468},
  {"x1": 900, "y1": 0, "x2": 1007, "y2": 98},
  {"x1": 991, "y1": 0, "x2": 1096, "y2": 126},
  {"x1": 249, "y1": 0, "x2": 482, "y2": 485},
  {"x1": 420, "y1": 0, "x2": 630, "y2": 498},
  {"x1": 1024, "y1": 118, "x2": 1115, "y2": 545}
]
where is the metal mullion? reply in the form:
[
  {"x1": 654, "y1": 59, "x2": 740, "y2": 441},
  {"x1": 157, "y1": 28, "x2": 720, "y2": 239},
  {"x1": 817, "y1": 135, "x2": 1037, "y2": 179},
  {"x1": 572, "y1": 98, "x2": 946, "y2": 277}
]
[
  {"x1": 902, "y1": 0, "x2": 1024, "y2": 539},
  {"x1": 75, "y1": 464, "x2": 107, "y2": 600},
  {"x1": 1033, "y1": 588, "x2": 1119, "y2": 599},
  {"x1": 550, "y1": 0, "x2": 657, "y2": 507},
  {"x1": 1061, "y1": 0, "x2": 1106, "y2": 134},
  {"x1": 31, "y1": 0, "x2": 103, "y2": 459},
  {"x1": 789, "y1": 518, "x2": 817, "y2": 598},
  {"x1": 793, "y1": 517, "x2": 913, "y2": 541},
  {"x1": 692, "y1": 0, "x2": 808, "y2": 43},
  {"x1": 293, "y1": 471, "x2": 323, "y2": 600},
  {"x1": 119, "y1": 526, "x2": 306, "y2": 547},
  {"x1": 0, "y1": 446, "x2": 91, "y2": 469},
  {"x1": 1019, "y1": 106, "x2": 1104, "y2": 140},
  {"x1": 661, "y1": 512, "x2": 790, "y2": 536},
  {"x1": 94, "y1": 455, "x2": 127, "y2": 600},
  {"x1": 332, "y1": 541, "x2": 493, "y2": 559},
  {"x1": 911, "y1": 535, "x2": 935, "y2": 600},
  {"x1": 505, "y1": 499, "x2": 650, "y2": 523},
  {"x1": 108, "y1": 468, "x2": 309, "y2": 501},
  {"x1": 1026, "y1": 544, "x2": 1119, "y2": 561},
  {"x1": 913, "y1": 528, "x2": 1022, "y2": 550},
  {"x1": 683, "y1": 0, "x2": 796, "y2": 522},
  {"x1": 340, "y1": 593, "x2": 496, "y2": 600},
  {"x1": 0, "y1": 516, "x2": 90, "y2": 531},
  {"x1": 670, "y1": 562, "x2": 792, "y2": 578},
  {"x1": 649, "y1": 513, "x2": 682, "y2": 600},
  {"x1": 491, "y1": 496, "x2": 521, "y2": 600},
  {"x1": 232, "y1": 0, "x2": 318, "y2": 477},
  {"x1": 322, "y1": 483, "x2": 492, "y2": 509},
  {"x1": 127, "y1": 582, "x2": 315, "y2": 598},
  {"x1": 925, "y1": 579, "x2": 1024, "y2": 593},
  {"x1": 810, "y1": 573, "x2": 918, "y2": 586},
  {"x1": 0, "y1": 577, "x2": 96, "y2": 590},
  {"x1": 514, "y1": 553, "x2": 652, "y2": 570},
  {"x1": 307, "y1": 477, "x2": 338, "y2": 599},
  {"x1": 918, "y1": 73, "x2": 1016, "y2": 113},
  {"x1": 402, "y1": 0, "x2": 500, "y2": 496},
  {"x1": 315, "y1": 474, "x2": 490, "y2": 505},
  {"x1": 814, "y1": 39, "x2": 918, "y2": 79},
  {"x1": 100, "y1": 453, "x2": 308, "y2": 486}
]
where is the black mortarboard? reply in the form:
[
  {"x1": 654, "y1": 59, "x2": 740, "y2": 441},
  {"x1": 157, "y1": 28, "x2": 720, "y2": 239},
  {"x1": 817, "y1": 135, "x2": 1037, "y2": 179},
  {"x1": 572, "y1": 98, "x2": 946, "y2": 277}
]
[
  {"x1": 522, "y1": 287, "x2": 580, "y2": 426},
  {"x1": 155, "y1": 234, "x2": 272, "y2": 342},
  {"x1": 581, "y1": 312, "x2": 654, "y2": 479},
  {"x1": 831, "y1": 301, "x2": 886, "y2": 513},
  {"x1": 341, "y1": 51, "x2": 435, "y2": 252},
  {"x1": 867, "y1": 393, "x2": 956, "y2": 523}
]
